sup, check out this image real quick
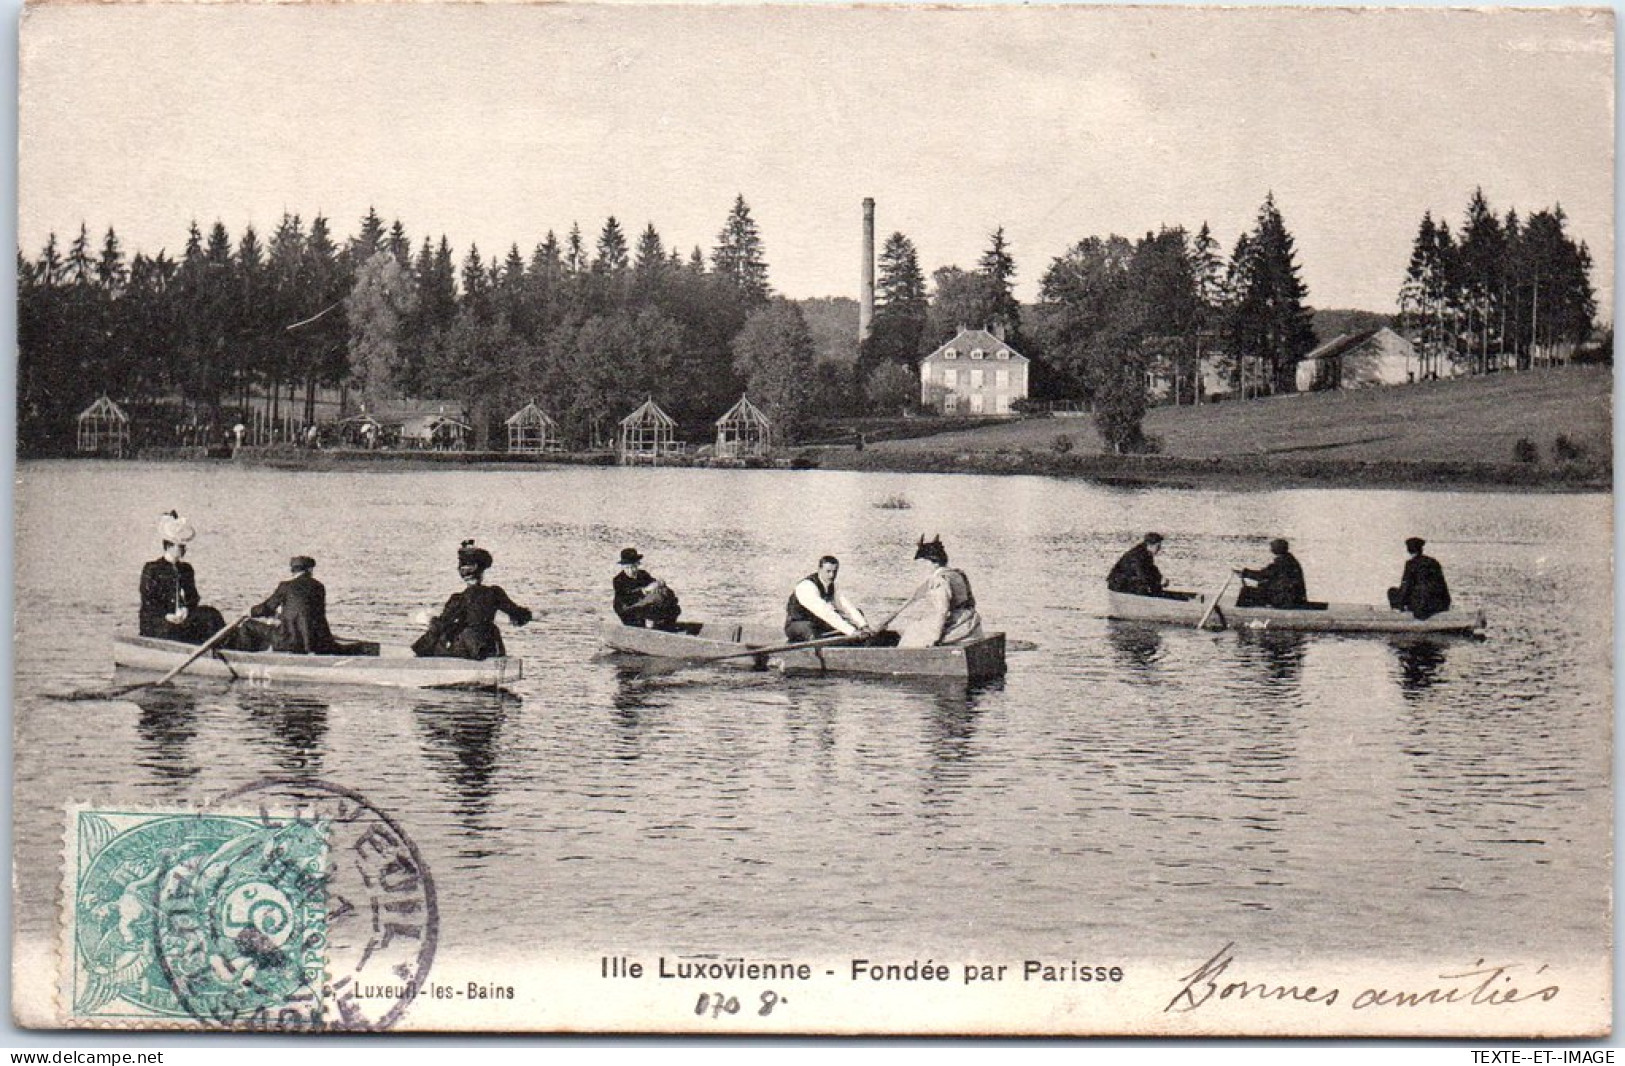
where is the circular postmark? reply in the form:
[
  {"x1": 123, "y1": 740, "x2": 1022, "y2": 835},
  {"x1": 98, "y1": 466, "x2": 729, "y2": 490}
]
[{"x1": 153, "y1": 779, "x2": 438, "y2": 1031}]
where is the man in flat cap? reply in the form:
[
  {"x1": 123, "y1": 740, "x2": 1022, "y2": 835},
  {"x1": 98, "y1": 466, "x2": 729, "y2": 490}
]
[
  {"x1": 249, "y1": 555, "x2": 339, "y2": 654},
  {"x1": 1388, "y1": 537, "x2": 1452, "y2": 619},
  {"x1": 1107, "y1": 532, "x2": 1180, "y2": 598}
]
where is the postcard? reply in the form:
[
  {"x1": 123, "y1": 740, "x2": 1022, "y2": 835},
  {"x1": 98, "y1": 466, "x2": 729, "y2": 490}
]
[{"x1": 12, "y1": 1, "x2": 1613, "y2": 1036}]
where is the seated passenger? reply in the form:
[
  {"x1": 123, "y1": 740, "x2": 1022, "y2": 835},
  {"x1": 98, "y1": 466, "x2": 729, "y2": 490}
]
[
  {"x1": 896, "y1": 536, "x2": 984, "y2": 648},
  {"x1": 1107, "y1": 532, "x2": 1184, "y2": 598},
  {"x1": 1236, "y1": 538, "x2": 1309, "y2": 609},
  {"x1": 1387, "y1": 537, "x2": 1452, "y2": 619},
  {"x1": 138, "y1": 511, "x2": 227, "y2": 644},
  {"x1": 413, "y1": 541, "x2": 532, "y2": 660},
  {"x1": 246, "y1": 555, "x2": 339, "y2": 653},
  {"x1": 613, "y1": 547, "x2": 683, "y2": 631},
  {"x1": 785, "y1": 555, "x2": 870, "y2": 643}
]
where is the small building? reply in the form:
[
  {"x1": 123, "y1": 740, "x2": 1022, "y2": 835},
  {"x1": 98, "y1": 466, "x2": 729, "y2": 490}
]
[
  {"x1": 76, "y1": 395, "x2": 130, "y2": 456},
  {"x1": 506, "y1": 402, "x2": 561, "y2": 454},
  {"x1": 714, "y1": 395, "x2": 771, "y2": 458},
  {"x1": 918, "y1": 327, "x2": 1030, "y2": 415},
  {"x1": 618, "y1": 398, "x2": 682, "y2": 464},
  {"x1": 1295, "y1": 327, "x2": 1424, "y2": 391},
  {"x1": 401, "y1": 414, "x2": 471, "y2": 450}
]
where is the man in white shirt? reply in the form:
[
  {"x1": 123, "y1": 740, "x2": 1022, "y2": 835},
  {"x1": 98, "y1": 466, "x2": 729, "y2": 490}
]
[{"x1": 784, "y1": 556, "x2": 871, "y2": 642}]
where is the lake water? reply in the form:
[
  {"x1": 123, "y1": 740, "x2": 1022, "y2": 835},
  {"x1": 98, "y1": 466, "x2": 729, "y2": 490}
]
[{"x1": 11, "y1": 461, "x2": 1612, "y2": 1017}]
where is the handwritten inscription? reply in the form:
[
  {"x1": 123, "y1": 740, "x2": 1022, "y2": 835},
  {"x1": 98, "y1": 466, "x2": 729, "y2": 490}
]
[{"x1": 1166, "y1": 943, "x2": 1561, "y2": 1014}]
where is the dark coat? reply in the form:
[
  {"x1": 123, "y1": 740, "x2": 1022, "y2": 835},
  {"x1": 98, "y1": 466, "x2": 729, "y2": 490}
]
[
  {"x1": 1107, "y1": 543, "x2": 1166, "y2": 596},
  {"x1": 251, "y1": 572, "x2": 337, "y2": 653},
  {"x1": 1390, "y1": 554, "x2": 1451, "y2": 618},
  {"x1": 139, "y1": 557, "x2": 225, "y2": 643},
  {"x1": 613, "y1": 569, "x2": 682, "y2": 629},
  {"x1": 414, "y1": 582, "x2": 532, "y2": 660},
  {"x1": 1241, "y1": 553, "x2": 1308, "y2": 608}
]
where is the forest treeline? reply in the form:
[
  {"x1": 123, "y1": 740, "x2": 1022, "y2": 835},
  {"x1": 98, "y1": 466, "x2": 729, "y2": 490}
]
[{"x1": 19, "y1": 188, "x2": 1597, "y2": 454}]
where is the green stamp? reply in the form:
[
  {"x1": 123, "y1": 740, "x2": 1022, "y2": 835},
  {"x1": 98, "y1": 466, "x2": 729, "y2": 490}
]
[{"x1": 66, "y1": 808, "x2": 329, "y2": 1028}]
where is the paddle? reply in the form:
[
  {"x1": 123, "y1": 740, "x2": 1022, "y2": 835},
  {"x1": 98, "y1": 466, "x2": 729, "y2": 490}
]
[
  {"x1": 689, "y1": 583, "x2": 930, "y2": 666},
  {"x1": 65, "y1": 614, "x2": 250, "y2": 701},
  {"x1": 1195, "y1": 573, "x2": 1236, "y2": 631}
]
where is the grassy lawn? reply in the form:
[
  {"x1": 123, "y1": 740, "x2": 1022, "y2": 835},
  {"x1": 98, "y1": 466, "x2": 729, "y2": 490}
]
[{"x1": 873, "y1": 365, "x2": 1612, "y2": 466}]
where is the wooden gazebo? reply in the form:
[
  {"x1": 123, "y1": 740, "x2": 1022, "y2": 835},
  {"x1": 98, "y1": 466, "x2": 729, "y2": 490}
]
[
  {"x1": 618, "y1": 398, "x2": 680, "y2": 464},
  {"x1": 76, "y1": 396, "x2": 130, "y2": 456},
  {"x1": 715, "y1": 395, "x2": 771, "y2": 458},
  {"x1": 506, "y1": 402, "x2": 561, "y2": 454}
]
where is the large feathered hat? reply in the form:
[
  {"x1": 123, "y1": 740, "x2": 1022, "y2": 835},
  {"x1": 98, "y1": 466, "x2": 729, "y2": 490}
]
[{"x1": 157, "y1": 510, "x2": 195, "y2": 545}]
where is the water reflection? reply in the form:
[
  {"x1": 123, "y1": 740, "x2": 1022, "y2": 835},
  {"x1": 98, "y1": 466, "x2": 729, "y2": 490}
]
[
  {"x1": 1106, "y1": 621, "x2": 1165, "y2": 676},
  {"x1": 130, "y1": 687, "x2": 201, "y2": 787},
  {"x1": 414, "y1": 694, "x2": 516, "y2": 859},
  {"x1": 239, "y1": 690, "x2": 330, "y2": 775},
  {"x1": 1392, "y1": 638, "x2": 1450, "y2": 697},
  {"x1": 1235, "y1": 629, "x2": 1309, "y2": 686}
]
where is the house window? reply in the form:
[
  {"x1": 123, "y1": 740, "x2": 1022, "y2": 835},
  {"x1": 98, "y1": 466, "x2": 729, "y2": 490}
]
[
  {"x1": 970, "y1": 367, "x2": 985, "y2": 388},
  {"x1": 971, "y1": 348, "x2": 985, "y2": 360},
  {"x1": 996, "y1": 349, "x2": 1010, "y2": 360},
  {"x1": 995, "y1": 368, "x2": 1009, "y2": 388},
  {"x1": 969, "y1": 393, "x2": 985, "y2": 414},
  {"x1": 943, "y1": 348, "x2": 958, "y2": 359}
]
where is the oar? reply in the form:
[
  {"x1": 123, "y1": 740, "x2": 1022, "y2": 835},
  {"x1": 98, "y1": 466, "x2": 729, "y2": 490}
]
[
  {"x1": 65, "y1": 614, "x2": 250, "y2": 701},
  {"x1": 1195, "y1": 573, "x2": 1235, "y2": 631},
  {"x1": 690, "y1": 584, "x2": 930, "y2": 666}
]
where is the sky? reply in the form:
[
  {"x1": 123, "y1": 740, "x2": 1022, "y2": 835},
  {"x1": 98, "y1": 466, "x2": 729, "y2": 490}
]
[{"x1": 16, "y1": 3, "x2": 1616, "y2": 317}]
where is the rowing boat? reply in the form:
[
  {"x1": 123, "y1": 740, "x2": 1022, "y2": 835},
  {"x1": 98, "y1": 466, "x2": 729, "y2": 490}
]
[
  {"x1": 600, "y1": 620, "x2": 1007, "y2": 680},
  {"x1": 1107, "y1": 590, "x2": 1487, "y2": 635},
  {"x1": 112, "y1": 632, "x2": 523, "y2": 690}
]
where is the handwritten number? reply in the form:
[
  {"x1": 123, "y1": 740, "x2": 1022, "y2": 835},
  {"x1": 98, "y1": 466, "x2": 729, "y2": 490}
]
[{"x1": 758, "y1": 990, "x2": 779, "y2": 1016}]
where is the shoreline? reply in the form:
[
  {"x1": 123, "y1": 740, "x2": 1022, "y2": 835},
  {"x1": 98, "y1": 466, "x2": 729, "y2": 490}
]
[{"x1": 36, "y1": 444, "x2": 1611, "y2": 492}]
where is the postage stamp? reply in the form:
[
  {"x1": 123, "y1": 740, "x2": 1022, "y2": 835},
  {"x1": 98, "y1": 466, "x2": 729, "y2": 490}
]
[{"x1": 59, "y1": 780, "x2": 436, "y2": 1031}]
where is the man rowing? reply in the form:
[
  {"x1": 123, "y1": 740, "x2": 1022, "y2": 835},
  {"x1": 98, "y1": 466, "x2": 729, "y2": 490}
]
[
  {"x1": 245, "y1": 555, "x2": 339, "y2": 654},
  {"x1": 1235, "y1": 538, "x2": 1309, "y2": 609},
  {"x1": 1387, "y1": 537, "x2": 1452, "y2": 619},
  {"x1": 1107, "y1": 532, "x2": 1186, "y2": 599},
  {"x1": 613, "y1": 547, "x2": 683, "y2": 631},
  {"x1": 785, "y1": 555, "x2": 871, "y2": 643},
  {"x1": 138, "y1": 511, "x2": 228, "y2": 644},
  {"x1": 413, "y1": 540, "x2": 533, "y2": 660},
  {"x1": 896, "y1": 536, "x2": 984, "y2": 648}
]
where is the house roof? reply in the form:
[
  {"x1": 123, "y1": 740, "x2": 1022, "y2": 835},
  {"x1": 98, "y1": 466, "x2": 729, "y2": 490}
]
[
  {"x1": 716, "y1": 395, "x2": 770, "y2": 427},
  {"x1": 923, "y1": 328, "x2": 1029, "y2": 363},
  {"x1": 620, "y1": 398, "x2": 676, "y2": 427},
  {"x1": 1301, "y1": 329, "x2": 1382, "y2": 363}
]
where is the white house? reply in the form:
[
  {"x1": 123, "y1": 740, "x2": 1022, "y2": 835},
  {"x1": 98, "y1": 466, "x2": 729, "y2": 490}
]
[
  {"x1": 918, "y1": 327, "x2": 1030, "y2": 415},
  {"x1": 1295, "y1": 327, "x2": 1427, "y2": 391}
]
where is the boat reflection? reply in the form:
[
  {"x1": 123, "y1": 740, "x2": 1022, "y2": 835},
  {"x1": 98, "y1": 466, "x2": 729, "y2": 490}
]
[
  {"x1": 129, "y1": 686, "x2": 201, "y2": 787},
  {"x1": 238, "y1": 689, "x2": 331, "y2": 776},
  {"x1": 1393, "y1": 638, "x2": 1450, "y2": 697},
  {"x1": 1106, "y1": 620, "x2": 1165, "y2": 676},
  {"x1": 1234, "y1": 628, "x2": 1309, "y2": 686},
  {"x1": 414, "y1": 692, "x2": 519, "y2": 856}
]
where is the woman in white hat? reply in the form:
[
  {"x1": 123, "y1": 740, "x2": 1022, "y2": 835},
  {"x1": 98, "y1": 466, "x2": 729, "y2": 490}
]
[{"x1": 138, "y1": 511, "x2": 227, "y2": 643}]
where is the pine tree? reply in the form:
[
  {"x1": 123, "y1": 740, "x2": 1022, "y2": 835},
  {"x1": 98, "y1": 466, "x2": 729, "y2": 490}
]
[
  {"x1": 976, "y1": 226, "x2": 1021, "y2": 343},
  {"x1": 864, "y1": 231, "x2": 929, "y2": 372},
  {"x1": 1222, "y1": 194, "x2": 1316, "y2": 395},
  {"x1": 66, "y1": 223, "x2": 95, "y2": 286},
  {"x1": 711, "y1": 194, "x2": 771, "y2": 304},
  {"x1": 565, "y1": 224, "x2": 587, "y2": 274},
  {"x1": 96, "y1": 227, "x2": 127, "y2": 293},
  {"x1": 595, "y1": 216, "x2": 630, "y2": 273}
]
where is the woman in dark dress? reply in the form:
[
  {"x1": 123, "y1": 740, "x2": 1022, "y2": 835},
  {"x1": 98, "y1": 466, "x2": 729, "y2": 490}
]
[
  {"x1": 413, "y1": 541, "x2": 532, "y2": 660},
  {"x1": 138, "y1": 511, "x2": 227, "y2": 643}
]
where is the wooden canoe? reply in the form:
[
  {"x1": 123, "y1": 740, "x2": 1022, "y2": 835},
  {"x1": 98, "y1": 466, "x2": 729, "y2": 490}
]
[
  {"x1": 600, "y1": 620, "x2": 1007, "y2": 681},
  {"x1": 112, "y1": 632, "x2": 523, "y2": 690},
  {"x1": 1107, "y1": 590, "x2": 1487, "y2": 635}
]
